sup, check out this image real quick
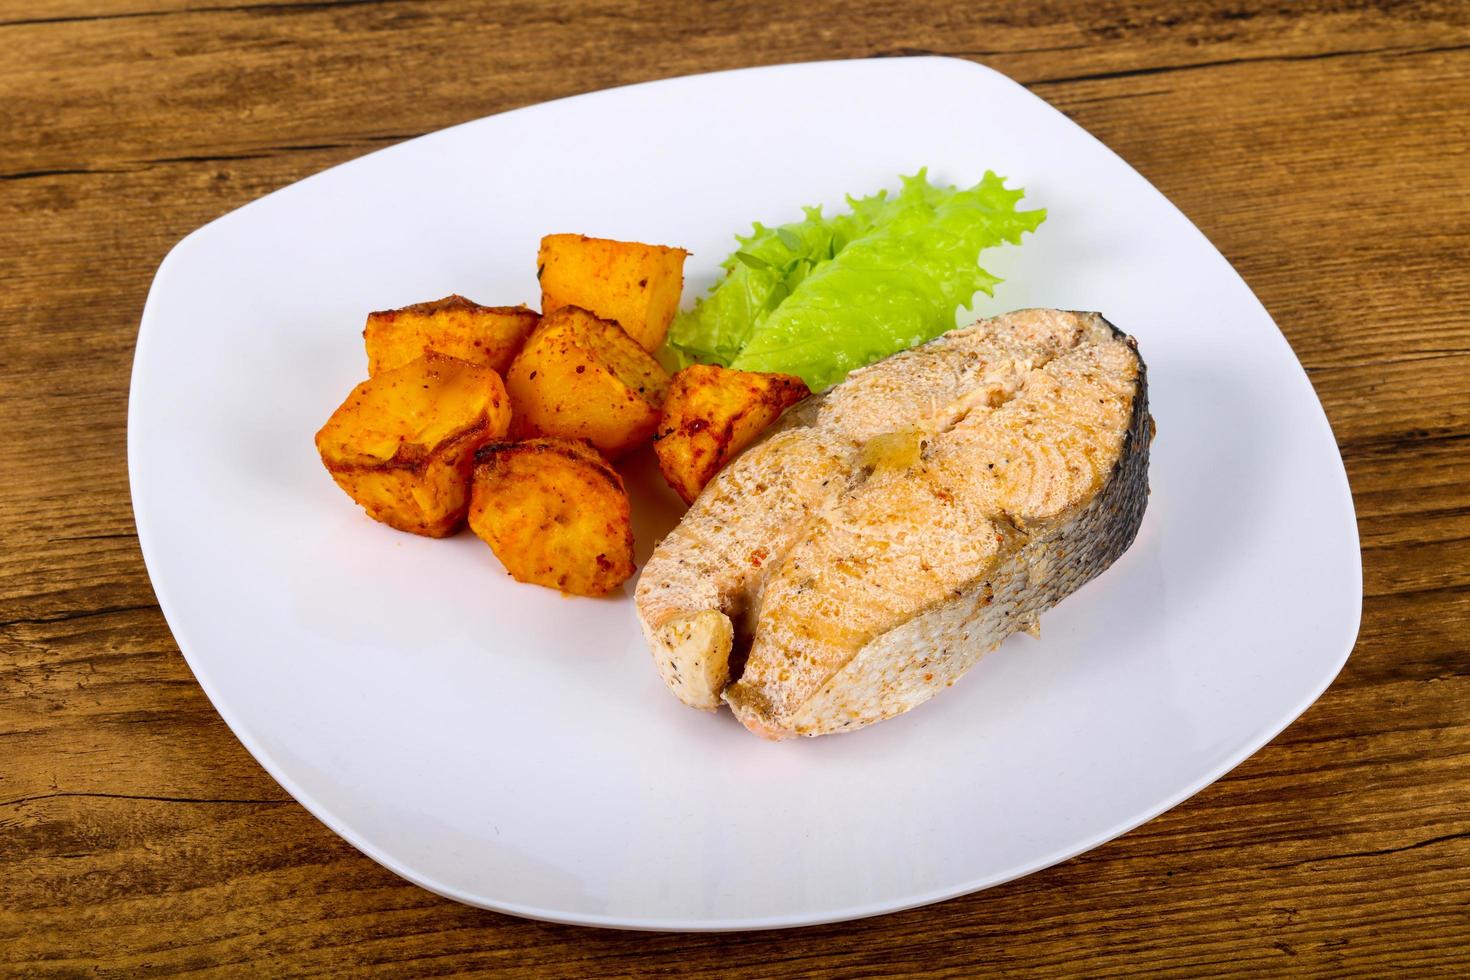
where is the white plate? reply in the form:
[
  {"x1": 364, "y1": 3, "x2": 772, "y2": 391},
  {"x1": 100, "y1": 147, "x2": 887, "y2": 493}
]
[{"x1": 129, "y1": 57, "x2": 1362, "y2": 930}]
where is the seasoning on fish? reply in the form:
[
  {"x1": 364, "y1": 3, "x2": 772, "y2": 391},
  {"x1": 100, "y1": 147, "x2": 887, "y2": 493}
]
[{"x1": 634, "y1": 308, "x2": 1152, "y2": 737}]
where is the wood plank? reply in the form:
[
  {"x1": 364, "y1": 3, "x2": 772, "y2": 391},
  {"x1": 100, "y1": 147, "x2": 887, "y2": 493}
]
[
  {"x1": 0, "y1": 751, "x2": 1465, "y2": 975},
  {"x1": 2, "y1": 1, "x2": 1467, "y2": 175},
  {"x1": 1, "y1": 0, "x2": 365, "y2": 24}
]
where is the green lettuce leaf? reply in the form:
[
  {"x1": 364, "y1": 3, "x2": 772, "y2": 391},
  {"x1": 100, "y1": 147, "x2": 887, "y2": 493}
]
[{"x1": 662, "y1": 170, "x2": 1044, "y2": 391}]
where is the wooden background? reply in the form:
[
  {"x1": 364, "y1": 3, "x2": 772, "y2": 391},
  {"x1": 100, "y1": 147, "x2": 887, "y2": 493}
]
[{"x1": 3, "y1": 0, "x2": 1468, "y2": 974}]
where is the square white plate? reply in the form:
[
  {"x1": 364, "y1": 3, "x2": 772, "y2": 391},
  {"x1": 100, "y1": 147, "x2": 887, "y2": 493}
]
[{"x1": 129, "y1": 57, "x2": 1361, "y2": 930}]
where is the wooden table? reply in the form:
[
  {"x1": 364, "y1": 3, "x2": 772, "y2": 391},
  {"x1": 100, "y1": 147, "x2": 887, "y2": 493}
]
[{"x1": 3, "y1": 1, "x2": 1467, "y2": 974}]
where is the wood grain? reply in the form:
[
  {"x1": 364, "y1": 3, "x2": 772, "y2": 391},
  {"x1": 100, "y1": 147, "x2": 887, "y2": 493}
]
[{"x1": 2, "y1": 0, "x2": 1468, "y2": 975}]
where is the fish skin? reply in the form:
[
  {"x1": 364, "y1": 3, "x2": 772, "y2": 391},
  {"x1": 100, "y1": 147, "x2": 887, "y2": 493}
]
[
  {"x1": 635, "y1": 310, "x2": 1151, "y2": 734},
  {"x1": 730, "y1": 335, "x2": 1152, "y2": 737}
]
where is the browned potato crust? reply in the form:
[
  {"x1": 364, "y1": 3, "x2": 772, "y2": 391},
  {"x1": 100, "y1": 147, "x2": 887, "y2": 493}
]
[
  {"x1": 505, "y1": 305, "x2": 670, "y2": 459},
  {"x1": 468, "y1": 438, "x2": 635, "y2": 596},
  {"x1": 365, "y1": 295, "x2": 539, "y2": 376},
  {"x1": 315, "y1": 352, "x2": 512, "y2": 536},
  {"x1": 537, "y1": 234, "x2": 688, "y2": 351},
  {"x1": 654, "y1": 364, "x2": 810, "y2": 504}
]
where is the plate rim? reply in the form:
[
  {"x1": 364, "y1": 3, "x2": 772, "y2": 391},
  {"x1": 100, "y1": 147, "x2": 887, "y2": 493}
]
[{"x1": 128, "y1": 54, "x2": 1364, "y2": 931}]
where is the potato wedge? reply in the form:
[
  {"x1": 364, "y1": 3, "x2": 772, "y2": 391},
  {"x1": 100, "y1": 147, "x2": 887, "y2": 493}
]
[
  {"x1": 505, "y1": 305, "x2": 670, "y2": 458},
  {"x1": 537, "y1": 234, "x2": 688, "y2": 351},
  {"x1": 315, "y1": 352, "x2": 512, "y2": 536},
  {"x1": 654, "y1": 364, "x2": 810, "y2": 504},
  {"x1": 469, "y1": 437, "x2": 635, "y2": 597},
  {"x1": 365, "y1": 295, "x2": 538, "y2": 376}
]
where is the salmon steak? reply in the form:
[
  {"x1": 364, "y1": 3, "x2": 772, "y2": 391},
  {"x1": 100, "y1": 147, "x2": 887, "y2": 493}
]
[{"x1": 634, "y1": 309, "x2": 1153, "y2": 739}]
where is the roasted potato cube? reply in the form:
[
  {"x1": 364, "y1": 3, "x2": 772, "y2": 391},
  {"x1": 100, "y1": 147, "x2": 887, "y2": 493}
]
[
  {"x1": 537, "y1": 234, "x2": 688, "y2": 351},
  {"x1": 655, "y1": 364, "x2": 810, "y2": 504},
  {"x1": 469, "y1": 438, "x2": 635, "y2": 596},
  {"x1": 505, "y1": 305, "x2": 670, "y2": 459},
  {"x1": 365, "y1": 295, "x2": 538, "y2": 375},
  {"x1": 315, "y1": 352, "x2": 512, "y2": 536}
]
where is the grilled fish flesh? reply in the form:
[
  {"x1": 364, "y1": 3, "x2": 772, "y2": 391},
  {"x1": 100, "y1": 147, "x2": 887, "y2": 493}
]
[{"x1": 634, "y1": 309, "x2": 1152, "y2": 738}]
